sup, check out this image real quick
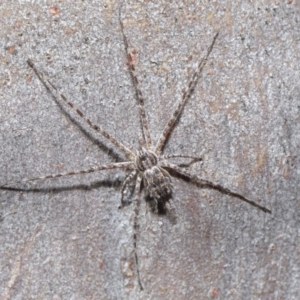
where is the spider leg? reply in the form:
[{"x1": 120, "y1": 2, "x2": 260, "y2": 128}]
[
  {"x1": 27, "y1": 60, "x2": 134, "y2": 159},
  {"x1": 0, "y1": 162, "x2": 134, "y2": 188},
  {"x1": 123, "y1": 141, "x2": 136, "y2": 153},
  {"x1": 161, "y1": 154, "x2": 203, "y2": 168},
  {"x1": 161, "y1": 162, "x2": 271, "y2": 214},
  {"x1": 155, "y1": 33, "x2": 219, "y2": 154},
  {"x1": 119, "y1": 11, "x2": 152, "y2": 149},
  {"x1": 119, "y1": 169, "x2": 137, "y2": 208},
  {"x1": 132, "y1": 174, "x2": 144, "y2": 290},
  {"x1": 161, "y1": 154, "x2": 203, "y2": 160}
]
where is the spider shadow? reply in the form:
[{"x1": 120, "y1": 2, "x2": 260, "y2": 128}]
[
  {"x1": 0, "y1": 177, "x2": 123, "y2": 195},
  {"x1": 168, "y1": 167, "x2": 231, "y2": 197},
  {"x1": 143, "y1": 185, "x2": 177, "y2": 224},
  {"x1": 167, "y1": 166, "x2": 271, "y2": 214},
  {"x1": 1, "y1": 178, "x2": 177, "y2": 224},
  {"x1": 145, "y1": 195, "x2": 167, "y2": 215}
]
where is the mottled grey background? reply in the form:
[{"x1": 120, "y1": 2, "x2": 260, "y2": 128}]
[{"x1": 0, "y1": 1, "x2": 299, "y2": 299}]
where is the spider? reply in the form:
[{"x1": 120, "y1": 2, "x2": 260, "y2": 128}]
[{"x1": 1, "y1": 14, "x2": 271, "y2": 290}]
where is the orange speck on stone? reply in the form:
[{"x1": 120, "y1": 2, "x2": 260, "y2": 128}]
[
  {"x1": 6, "y1": 46, "x2": 17, "y2": 55},
  {"x1": 207, "y1": 69, "x2": 215, "y2": 75},
  {"x1": 126, "y1": 50, "x2": 138, "y2": 67},
  {"x1": 50, "y1": 7, "x2": 59, "y2": 15},
  {"x1": 212, "y1": 288, "x2": 218, "y2": 297}
]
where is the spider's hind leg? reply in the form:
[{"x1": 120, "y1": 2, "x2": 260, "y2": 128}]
[{"x1": 132, "y1": 174, "x2": 144, "y2": 290}]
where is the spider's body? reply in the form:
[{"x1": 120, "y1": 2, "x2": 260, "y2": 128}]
[
  {"x1": 135, "y1": 148, "x2": 172, "y2": 203},
  {"x1": 143, "y1": 165, "x2": 172, "y2": 201},
  {"x1": 1, "y1": 12, "x2": 271, "y2": 290}
]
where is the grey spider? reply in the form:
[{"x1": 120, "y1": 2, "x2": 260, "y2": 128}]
[{"x1": 1, "y1": 15, "x2": 271, "y2": 290}]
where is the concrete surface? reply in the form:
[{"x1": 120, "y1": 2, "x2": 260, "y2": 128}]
[{"x1": 0, "y1": 1, "x2": 299, "y2": 299}]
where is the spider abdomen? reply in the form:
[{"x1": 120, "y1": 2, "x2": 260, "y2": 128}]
[{"x1": 143, "y1": 166, "x2": 172, "y2": 200}]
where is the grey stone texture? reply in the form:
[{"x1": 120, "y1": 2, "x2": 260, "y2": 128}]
[{"x1": 0, "y1": 1, "x2": 299, "y2": 299}]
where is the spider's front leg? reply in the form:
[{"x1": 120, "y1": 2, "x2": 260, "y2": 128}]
[
  {"x1": 155, "y1": 33, "x2": 219, "y2": 154},
  {"x1": 119, "y1": 12, "x2": 152, "y2": 149},
  {"x1": 27, "y1": 60, "x2": 134, "y2": 159}
]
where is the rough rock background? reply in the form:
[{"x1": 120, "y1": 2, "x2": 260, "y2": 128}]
[{"x1": 0, "y1": 1, "x2": 299, "y2": 299}]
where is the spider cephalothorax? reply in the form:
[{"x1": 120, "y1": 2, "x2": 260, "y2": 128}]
[
  {"x1": 136, "y1": 147, "x2": 157, "y2": 171},
  {"x1": 1, "y1": 11, "x2": 271, "y2": 291}
]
